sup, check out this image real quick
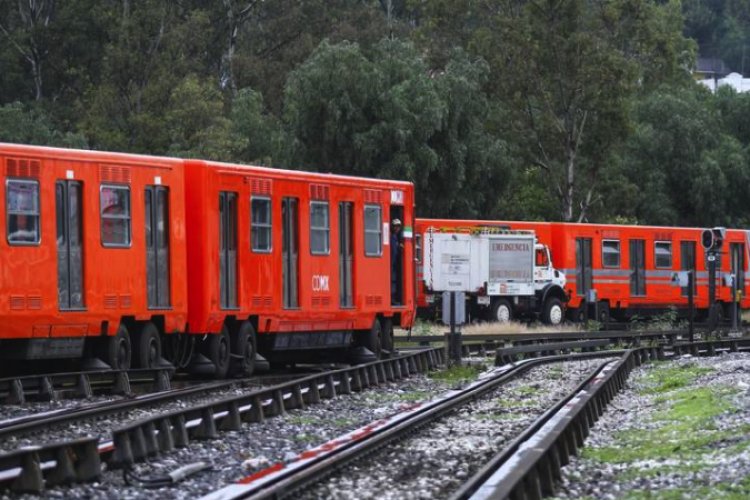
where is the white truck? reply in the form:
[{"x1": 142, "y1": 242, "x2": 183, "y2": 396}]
[{"x1": 422, "y1": 229, "x2": 567, "y2": 325}]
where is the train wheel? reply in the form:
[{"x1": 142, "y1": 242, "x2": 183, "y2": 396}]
[
  {"x1": 231, "y1": 321, "x2": 257, "y2": 377},
  {"x1": 103, "y1": 324, "x2": 132, "y2": 370},
  {"x1": 134, "y1": 322, "x2": 162, "y2": 369},
  {"x1": 380, "y1": 317, "x2": 394, "y2": 353},
  {"x1": 542, "y1": 297, "x2": 564, "y2": 326},
  {"x1": 598, "y1": 302, "x2": 611, "y2": 326},
  {"x1": 205, "y1": 326, "x2": 231, "y2": 379},
  {"x1": 490, "y1": 299, "x2": 513, "y2": 323},
  {"x1": 360, "y1": 319, "x2": 383, "y2": 358}
]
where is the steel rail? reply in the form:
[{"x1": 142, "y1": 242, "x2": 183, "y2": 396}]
[
  {"x1": 0, "y1": 348, "x2": 443, "y2": 493},
  {"x1": 203, "y1": 350, "x2": 628, "y2": 500},
  {"x1": 0, "y1": 367, "x2": 174, "y2": 404},
  {"x1": 453, "y1": 348, "x2": 648, "y2": 500}
]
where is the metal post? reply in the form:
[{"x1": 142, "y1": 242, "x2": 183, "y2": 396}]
[
  {"x1": 708, "y1": 251, "x2": 716, "y2": 306},
  {"x1": 732, "y1": 273, "x2": 738, "y2": 331},
  {"x1": 450, "y1": 291, "x2": 461, "y2": 365},
  {"x1": 688, "y1": 271, "x2": 695, "y2": 343}
]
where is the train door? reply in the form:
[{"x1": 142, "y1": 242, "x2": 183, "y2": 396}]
[
  {"x1": 629, "y1": 239, "x2": 646, "y2": 296},
  {"x1": 56, "y1": 180, "x2": 84, "y2": 310},
  {"x1": 575, "y1": 238, "x2": 592, "y2": 297},
  {"x1": 145, "y1": 186, "x2": 170, "y2": 308},
  {"x1": 282, "y1": 197, "x2": 299, "y2": 308},
  {"x1": 680, "y1": 241, "x2": 696, "y2": 297},
  {"x1": 339, "y1": 201, "x2": 354, "y2": 308},
  {"x1": 219, "y1": 191, "x2": 238, "y2": 309},
  {"x1": 390, "y1": 205, "x2": 404, "y2": 305},
  {"x1": 731, "y1": 242, "x2": 745, "y2": 297}
]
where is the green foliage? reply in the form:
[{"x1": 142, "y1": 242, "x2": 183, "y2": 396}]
[
  {"x1": 0, "y1": 102, "x2": 87, "y2": 148},
  {"x1": 0, "y1": 1, "x2": 749, "y2": 228},
  {"x1": 638, "y1": 362, "x2": 713, "y2": 394},
  {"x1": 429, "y1": 363, "x2": 482, "y2": 383}
]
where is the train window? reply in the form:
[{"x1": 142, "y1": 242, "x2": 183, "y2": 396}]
[
  {"x1": 6, "y1": 179, "x2": 40, "y2": 245},
  {"x1": 251, "y1": 196, "x2": 272, "y2": 252},
  {"x1": 364, "y1": 204, "x2": 382, "y2": 256},
  {"x1": 100, "y1": 185, "x2": 131, "y2": 247},
  {"x1": 655, "y1": 241, "x2": 672, "y2": 268},
  {"x1": 310, "y1": 201, "x2": 330, "y2": 255},
  {"x1": 602, "y1": 240, "x2": 621, "y2": 268}
]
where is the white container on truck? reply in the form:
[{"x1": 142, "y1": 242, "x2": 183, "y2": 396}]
[{"x1": 423, "y1": 229, "x2": 567, "y2": 325}]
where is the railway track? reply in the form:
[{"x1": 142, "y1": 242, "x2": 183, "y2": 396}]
[
  {"x1": 0, "y1": 348, "x2": 442, "y2": 493},
  {"x1": 202, "y1": 350, "x2": 630, "y2": 499}
]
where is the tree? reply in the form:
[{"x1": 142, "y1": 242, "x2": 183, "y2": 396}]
[
  {"x1": 416, "y1": 0, "x2": 694, "y2": 222},
  {"x1": 0, "y1": 101, "x2": 87, "y2": 147},
  {"x1": 618, "y1": 84, "x2": 750, "y2": 227}
]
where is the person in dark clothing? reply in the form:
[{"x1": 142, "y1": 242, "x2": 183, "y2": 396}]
[{"x1": 391, "y1": 218, "x2": 404, "y2": 305}]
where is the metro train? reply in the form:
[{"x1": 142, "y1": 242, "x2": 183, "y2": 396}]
[
  {"x1": 0, "y1": 143, "x2": 415, "y2": 377},
  {"x1": 416, "y1": 219, "x2": 750, "y2": 324},
  {"x1": 3, "y1": 143, "x2": 747, "y2": 378}
]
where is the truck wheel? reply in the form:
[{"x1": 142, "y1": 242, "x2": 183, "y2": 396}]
[
  {"x1": 231, "y1": 321, "x2": 257, "y2": 377},
  {"x1": 134, "y1": 322, "x2": 162, "y2": 369},
  {"x1": 542, "y1": 298, "x2": 564, "y2": 326},
  {"x1": 490, "y1": 299, "x2": 513, "y2": 323}
]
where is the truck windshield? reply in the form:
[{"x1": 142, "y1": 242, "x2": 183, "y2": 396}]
[{"x1": 535, "y1": 248, "x2": 549, "y2": 267}]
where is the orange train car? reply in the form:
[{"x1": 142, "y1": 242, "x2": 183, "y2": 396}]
[
  {"x1": 546, "y1": 222, "x2": 750, "y2": 322},
  {"x1": 183, "y1": 160, "x2": 416, "y2": 377},
  {"x1": 0, "y1": 143, "x2": 415, "y2": 377},
  {"x1": 415, "y1": 218, "x2": 750, "y2": 323},
  {"x1": 0, "y1": 143, "x2": 188, "y2": 369}
]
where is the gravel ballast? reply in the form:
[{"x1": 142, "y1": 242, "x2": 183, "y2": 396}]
[
  {"x1": 554, "y1": 352, "x2": 750, "y2": 499},
  {"x1": 40, "y1": 369, "x2": 472, "y2": 499},
  {"x1": 301, "y1": 357, "x2": 613, "y2": 500}
]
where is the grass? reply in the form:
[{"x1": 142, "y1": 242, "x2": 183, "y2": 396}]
[
  {"x1": 638, "y1": 361, "x2": 713, "y2": 394},
  {"x1": 397, "y1": 320, "x2": 581, "y2": 337},
  {"x1": 622, "y1": 476, "x2": 750, "y2": 500},
  {"x1": 576, "y1": 358, "x2": 750, "y2": 496},
  {"x1": 429, "y1": 363, "x2": 483, "y2": 383},
  {"x1": 583, "y1": 385, "x2": 736, "y2": 464}
]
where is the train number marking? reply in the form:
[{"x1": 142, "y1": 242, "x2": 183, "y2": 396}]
[{"x1": 312, "y1": 275, "x2": 330, "y2": 292}]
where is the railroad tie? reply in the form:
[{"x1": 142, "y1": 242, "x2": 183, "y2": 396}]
[
  {"x1": 306, "y1": 379, "x2": 322, "y2": 403},
  {"x1": 368, "y1": 365, "x2": 379, "y2": 386},
  {"x1": 113, "y1": 372, "x2": 131, "y2": 395},
  {"x1": 143, "y1": 421, "x2": 159, "y2": 456},
  {"x1": 360, "y1": 367, "x2": 371, "y2": 388},
  {"x1": 47, "y1": 447, "x2": 77, "y2": 485},
  {"x1": 392, "y1": 359, "x2": 403, "y2": 379},
  {"x1": 324, "y1": 375, "x2": 337, "y2": 399},
  {"x1": 111, "y1": 432, "x2": 135, "y2": 467},
  {"x1": 75, "y1": 374, "x2": 92, "y2": 399},
  {"x1": 6, "y1": 379, "x2": 25, "y2": 405},
  {"x1": 38, "y1": 376, "x2": 56, "y2": 401},
  {"x1": 377, "y1": 363, "x2": 387, "y2": 383},
  {"x1": 219, "y1": 401, "x2": 242, "y2": 431},
  {"x1": 130, "y1": 427, "x2": 149, "y2": 462},
  {"x1": 292, "y1": 384, "x2": 307, "y2": 407},
  {"x1": 193, "y1": 407, "x2": 218, "y2": 439},
  {"x1": 349, "y1": 370, "x2": 363, "y2": 392},
  {"x1": 172, "y1": 414, "x2": 190, "y2": 447},
  {"x1": 12, "y1": 451, "x2": 44, "y2": 493},
  {"x1": 158, "y1": 418, "x2": 175, "y2": 451},
  {"x1": 338, "y1": 373, "x2": 352, "y2": 395}
]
